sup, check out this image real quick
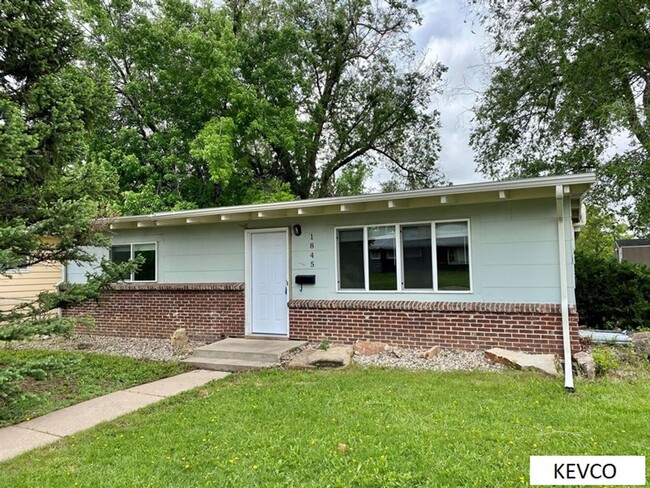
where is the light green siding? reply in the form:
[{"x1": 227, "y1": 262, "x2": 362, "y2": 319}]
[{"x1": 66, "y1": 196, "x2": 577, "y2": 305}]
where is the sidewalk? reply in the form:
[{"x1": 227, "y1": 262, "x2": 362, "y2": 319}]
[{"x1": 0, "y1": 369, "x2": 229, "y2": 463}]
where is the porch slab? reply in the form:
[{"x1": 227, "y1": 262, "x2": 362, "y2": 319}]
[
  {"x1": 183, "y1": 338, "x2": 307, "y2": 371},
  {"x1": 192, "y1": 338, "x2": 307, "y2": 361}
]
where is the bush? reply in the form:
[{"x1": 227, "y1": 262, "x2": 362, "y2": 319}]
[{"x1": 575, "y1": 250, "x2": 650, "y2": 331}]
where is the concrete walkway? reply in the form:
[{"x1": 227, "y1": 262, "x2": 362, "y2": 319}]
[{"x1": 0, "y1": 369, "x2": 229, "y2": 463}]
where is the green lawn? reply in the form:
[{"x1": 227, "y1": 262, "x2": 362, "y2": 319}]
[
  {"x1": 0, "y1": 349, "x2": 189, "y2": 426},
  {"x1": 1, "y1": 367, "x2": 648, "y2": 487}
]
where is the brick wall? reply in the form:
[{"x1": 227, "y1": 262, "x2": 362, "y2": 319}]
[
  {"x1": 288, "y1": 300, "x2": 579, "y2": 354},
  {"x1": 63, "y1": 283, "x2": 245, "y2": 342},
  {"x1": 64, "y1": 285, "x2": 579, "y2": 353}
]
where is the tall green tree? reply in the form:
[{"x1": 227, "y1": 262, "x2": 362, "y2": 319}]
[
  {"x1": 0, "y1": 0, "x2": 136, "y2": 343},
  {"x1": 71, "y1": 0, "x2": 264, "y2": 213},
  {"x1": 76, "y1": 0, "x2": 445, "y2": 213},
  {"x1": 472, "y1": 0, "x2": 650, "y2": 234},
  {"x1": 227, "y1": 0, "x2": 446, "y2": 198}
]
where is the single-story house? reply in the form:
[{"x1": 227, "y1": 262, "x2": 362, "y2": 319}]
[
  {"x1": 0, "y1": 261, "x2": 63, "y2": 312},
  {"x1": 615, "y1": 239, "x2": 650, "y2": 267},
  {"x1": 64, "y1": 174, "x2": 595, "y2": 366}
]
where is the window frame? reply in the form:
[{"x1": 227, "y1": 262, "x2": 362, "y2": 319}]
[
  {"x1": 110, "y1": 241, "x2": 158, "y2": 283},
  {"x1": 335, "y1": 219, "x2": 472, "y2": 294}
]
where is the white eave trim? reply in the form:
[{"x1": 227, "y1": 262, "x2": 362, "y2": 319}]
[{"x1": 106, "y1": 173, "x2": 596, "y2": 228}]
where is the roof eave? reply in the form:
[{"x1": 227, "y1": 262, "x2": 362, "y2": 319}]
[{"x1": 106, "y1": 173, "x2": 596, "y2": 230}]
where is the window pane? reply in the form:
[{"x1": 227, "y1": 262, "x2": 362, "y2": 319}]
[
  {"x1": 436, "y1": 222, "x2": 470, "y2": 290},
  {"x1": 110, "y1": 245, "x2": 131, "y2": 265},
  {"x1": 133, "y1": 243, "x2": 156, "y2": 281},
  {"x1": 368, "y1": 225, "x2": 397, "y2": 290},
  {"x1": 338, "y1": 229, "x2": 364, "y2": 289},
  {"x1": 402, "y1": 225, "x2": 433, "y2": 289}
]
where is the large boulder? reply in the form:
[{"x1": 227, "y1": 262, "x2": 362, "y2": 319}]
[
  {"x1": 418, "y1": 345, "x2": 442, "y2": 359},
  {"x1": 485, "y1": 348, "x2": 558, "y2": 376},
  {"x1": 632, "y1": 332, "x2": 650, "y2": 360},
  {"x1": 170, "y1": 328, "x2": 189, "y2": 353},
  {"x1": 354, "y1": 341, "x2": 389, "y2": 357},
  {"x1": 573, "y1": 351, "x2": 596, "y2": 380},
  {"x1": 288, "y1": 346, "x2": 354, "y2": 369}
]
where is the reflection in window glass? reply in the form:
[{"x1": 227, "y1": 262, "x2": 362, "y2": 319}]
[
  {"x1": 368, "y1": 225, "x2": 397, "y2": 290},
  {"x1": 133, "y1": 243, "x2": 156, "y2": 281},
  {"x1": 338, "y1": 229, "x2": 364, "y2": 289},
  {"x1": 402, "y1": 225, "x2": 433, "y2": 289},
  {"x1": 110, "y1": 245, "x2": 131, "y2": 265},
  {"x1": 110, "y1": 243, "x2": 157, "y2": 281},
  {"x1": 436, "y1": 222, "x2": 470, "y2": 290}
]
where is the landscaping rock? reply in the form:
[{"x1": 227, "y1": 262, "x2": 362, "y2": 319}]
[
  {"x1": 170, "y1": 328, "x2": 189, "y2": 352},
  {"x1": 632, "y1": 332, "x2": 650, "y2": 360},
  {"x1": 573, "y1": 351, "x2": 596, "y2": 380},
  {"x1": 485, "y1": 348, "x2": 558, "y2": 376},
  {"x1": 288, "y1": 346, "x2": 353, "y2": 369},
  {"x1": 418, "y1": 345, "x2": 442, "y2": 359},
  {"x1": 354, "y1": 341, "x2": 389, "y2": 356}
]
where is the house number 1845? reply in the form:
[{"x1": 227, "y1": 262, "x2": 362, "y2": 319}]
[{"x1": 309, "y1": 234, "x2": 315, "y2": 267}]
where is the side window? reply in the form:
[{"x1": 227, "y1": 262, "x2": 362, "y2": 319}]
[{"x1": 110, "y1": 243, "x2": 157, "y2": 282}]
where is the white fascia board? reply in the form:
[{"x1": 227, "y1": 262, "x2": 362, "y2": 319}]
[{"x1": 107, "y1": 173, "x2": 596, "y2": 226}]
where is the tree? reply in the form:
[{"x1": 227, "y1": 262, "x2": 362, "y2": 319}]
[
  {"x1": 71, "y1": 0, "x2": 257, "y2": 213},
  {"x1": 575, "y1": 205, "x2": 633, "y2": 260},
  {"x1": 228, "y1": 0, "x2": 447, "y2": 199},
  {"x1": 1, "y1": 0, "x2": 137, "y2": 397},
  {"x1": 472, "y1": 0, "x2": 650, "y2": 234},
  {"x1": 75, "y1": 0, "x2": 445, "y2": 213}
]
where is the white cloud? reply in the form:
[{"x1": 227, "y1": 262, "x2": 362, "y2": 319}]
[{"x1": 414, "y1": 0, "x2": 490, "y2": 184}]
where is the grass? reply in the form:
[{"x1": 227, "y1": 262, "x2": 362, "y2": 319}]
[
  {"x1": 0, "y1": 349, "x2": 189, "y2": 426},
  {"x1": 1, "y1": 367, "x2": 649, "y2": 487}
]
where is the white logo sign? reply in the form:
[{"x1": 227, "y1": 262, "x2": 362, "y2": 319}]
[{"x1": 530, "y1": 456, "x2": 646, "y2": 485}]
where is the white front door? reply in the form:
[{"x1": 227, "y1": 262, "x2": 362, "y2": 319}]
[{"x1": 250, "y1": 230, "x2": 288, "y2": 335}]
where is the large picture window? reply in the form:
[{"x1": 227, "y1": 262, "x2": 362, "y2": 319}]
[
  {"x1": 336, "y1": 220, "x2": 470, "y2": 292},
  {"x1": 110, "y1": 242, "x2": 157, "y2": 282}
]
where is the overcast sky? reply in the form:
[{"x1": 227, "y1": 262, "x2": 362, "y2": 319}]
[{"x1": 412, "y1": 0, "x2": 490, "y2": 185}]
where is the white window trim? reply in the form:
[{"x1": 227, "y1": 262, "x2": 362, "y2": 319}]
[
  {"x1": 335, "y1": 219, "x2": 472, "y2": 294},
  {"x1": 111, "y1": 241, "x2": 158, "y2": 282}
]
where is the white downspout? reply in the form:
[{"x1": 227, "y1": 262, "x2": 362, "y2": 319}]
[{"x1": 556, "y1": 185, "x2": 574, "y2": 392}]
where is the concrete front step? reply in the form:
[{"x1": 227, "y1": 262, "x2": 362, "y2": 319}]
[
  {"x1": 190, "y1": 338, "x2": 307, "y2": 363},
  {"x1": 182, "y1": 338, "x2": 308, "y2": 372},
  {"x1": 181, "y1": 357, "x2": 276, "y2": 372}
]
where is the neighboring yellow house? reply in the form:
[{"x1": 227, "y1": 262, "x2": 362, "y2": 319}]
[{"x1": 0, "y1": 261, "x2": 63, "y2": 312}]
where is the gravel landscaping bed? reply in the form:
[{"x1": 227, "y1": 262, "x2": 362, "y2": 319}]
[
  {"x1": 6, "y1": 334, "x2": 208, "y2": 362},
  {"x1": 7, "y1": 335, "x2": 503, "y2": 371},
  {"x1": 353, "y1": 347, "x2": 505, "y2": 372}
]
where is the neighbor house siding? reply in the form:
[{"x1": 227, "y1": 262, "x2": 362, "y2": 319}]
[{"x1": 0, "y1": 262, "x2": 62, "y2": 311}]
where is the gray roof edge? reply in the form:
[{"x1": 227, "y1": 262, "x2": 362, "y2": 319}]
[{"x1": 109, "y1": 173, "x2": 596, "y2": 223}]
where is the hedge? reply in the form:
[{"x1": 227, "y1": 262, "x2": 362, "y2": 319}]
[{"x1": 575, "y1": 250, "x2": 650, "y2": 331}]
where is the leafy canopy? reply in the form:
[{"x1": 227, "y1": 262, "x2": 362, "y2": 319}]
[
  {"x1": 472, "y1": 0, "x2": 650, "y2": 234},
  {"x1": 74, "y1": 0, "x2": 445, "y2": 213}
]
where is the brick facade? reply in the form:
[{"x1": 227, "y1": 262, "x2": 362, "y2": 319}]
[
  {"x1": 64, "y1": 285, "x2": 579, "y2": 353},
  {"x1": 288, "y1": 299, "x2": 579, "y2": 354},
  {"x1": 62, "y1": 283, "x2": 245, "y2": 342}
]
